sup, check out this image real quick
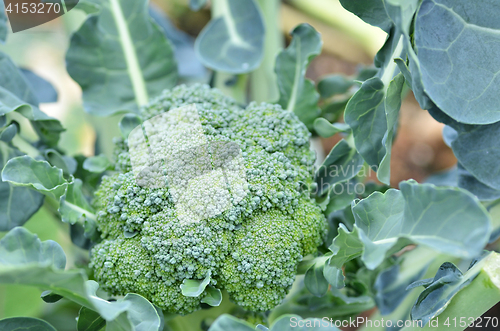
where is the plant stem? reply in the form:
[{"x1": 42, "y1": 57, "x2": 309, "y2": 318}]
[
  {"x1": 380, "y1": 36, "x2": 404, "y2": 89},
  {"x1": 11, "y1": 135, "x2": 40, "y2": 158},
  {"x1": 401, "y1": 252, "x2": 500, "y2": 331},
  {"x1": 250, "y1": 0, "x2": 282, "y2": 103},
  {"x1": 286, "y1": 0, "x2": 386, "y2": 57},
  {"x1": 214, "y1": 73, "x2": 248, "y2": 105}
]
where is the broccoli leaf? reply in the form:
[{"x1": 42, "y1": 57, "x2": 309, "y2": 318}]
[
  {"x1": 0, "y1": 52, "x2": 64, "y2": 146},
  {"x1": 344, "y1": 31, "x2": 405, "y2": 185},
  {"x1": 41, "y1": 290, "x2": 63, "y2": 303},
  {"x1": 415, "y1": 0, "x2": 500, "y2": 124},
  {"x1": 373, "y1": 247, "x2": 433, "y2": 315},
  {"x1": 0, "y1": 317, "x2": 57, "y2": 331},
  {"x1": 77, "y1": 307, "x2": 106, "y2": 331},
  {"x1": 180, "y1": 274, "x2": 211, "y2": 297},
  {"x1": 275, "y1": 23, "x2": 322, "y2": 128},
  {"x1": 195, "y1": 0, "x2": 265, "y2": 74},
  {"x1": 0, "y1": 123, "x2": 16, "y2": 143},
  {"x1": 339, "y1": 0, "x2": 392, "y2": 32},
  {"x1": 75, "y1": 0, "x2": 101, "y2": 14},
  {"x1": 329, "y1": 180, "x2": 491, "y2": 271},
  {"x1": 317, "y1": 74, "x2": 354, "y2": 99},
  {"x1": 43, "y1": 149, "x2": 76, "y2": 177},
  {"x1": 66, "y1": 0, "x2": 178, "y2": 116},
  {"x1": 107, "y1": 294, "x2": 163, "y2": 331},
  {"x1": 59, "y1": 179, "x2": 95, "y2": 225},
  {"x1": 410, "y1": 258, "x2": 484, "y2": 327},
  {"x1": 19, "y1": 69, "x2": 58, "y2": 104},
  {"x1": 208, "y1": 314, "x2": 254, "y2": 331},
  {"x1": 0, "y1": 143, "x2": 44, "y2": 231},
  {"x1": 201, "y1": 286, "x2": 222, "y2": 307},
  {"x1": 428, "y1": 106, "x2": 500, "y2": 193},
  {"x1": 83, "y1": 154, "x2": 113, "y2": 173},
  {"x1": 1, "y1": 156, "x2": 67, "y2": 200},
  {"x1": 313, "y1": 118, "x2": 350, "y2": 138},
  {"x1": 0, "y1": 227, "x2": 162, "y2": 330},
  {"x1": 0, "y1": 52, "x2": 39, "y2": 107},
  {"x1": 314, "y1": 139, "x2": 363, "y2": 197},
  {"x1": 119, "y1": 113, "x2": 142, "y2": 138},
  {"x1": 304, "y1": 261, "x2": 329, "y2": 297},
  {"x1": 344, "y1": 77, "x2": 387, "y2": 167}
]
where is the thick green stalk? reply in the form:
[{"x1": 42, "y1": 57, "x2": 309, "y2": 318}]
[
  {"x1": 358, "y1": 248, "x2": 458, "y2": 331},
  {"x1": 250, "y1": 0, "x2": 282, "y2": 103},
  {"x1": 401, "y1": 252, "x2": 500, "y2": 331},
  {"x1": 286, "y1": 0, "x2": 386, "y2": 56}
]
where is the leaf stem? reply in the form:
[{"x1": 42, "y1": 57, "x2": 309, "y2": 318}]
[
  {"x1": 401, "y1": 253, "x2": 500, "y2": 331},
  {"x1": 250, "y1": 0, "x2": 282, "y2": 103},
  {"x1": 380, "y1": 35, "x2": 404, "y2": 89},
  {"x1": 11, "y1": 135, "x2": 40, "y2": 158},
  {"x1": 109, "y1": 0, "x2": 149, "y2": 106}
]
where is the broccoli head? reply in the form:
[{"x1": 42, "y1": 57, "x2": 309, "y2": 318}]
[{"x1": 90, "y1": 84, "x2": 327, "y2": 314}]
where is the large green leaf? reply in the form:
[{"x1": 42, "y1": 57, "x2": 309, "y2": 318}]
[
  {"x1": 428, "y1": 106, "x2": 500, "y2": 192},
  {"x1": 329, "y1": 180, "x2": 491, "y2": 270},
  {"x1": 0, "y1": 317, "x2": 57, "y2": 331},
  {"x1": 195, "y1": 0, "x2": 265, "y2": 73},
  {"x1": 339, "y1": 0, "x2": 392, "y2": 32},
  {"x1": 66, "y1": 0, "x2": 177, "y2": 116},
  {"x1": 1, "y1": 156, "x2": 67, "y2": 200},
  {"x1": 0, "y1": 227, "x2": 162, "y2": 330},
  {"x1": 0, "y1": 0, "x2": 7, "y2": 43},
  {"x1": 0, "y1": 143, "x2": 44, "y2": 231},
  {"x1": 275, "y1": 24, "x2": 322, "y2": 128},
  {"x1": 415, "y1": 0, "x2": 500, "y2": 124}
]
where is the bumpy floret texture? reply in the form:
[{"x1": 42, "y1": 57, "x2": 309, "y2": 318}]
[{"x1": 90, "y1": 84, "x2": 327, "y2": 314}]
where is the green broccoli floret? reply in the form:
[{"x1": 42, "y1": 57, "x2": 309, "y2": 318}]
[{"x1": 89, "y1": 84, "x2": 327, "y2": 314}]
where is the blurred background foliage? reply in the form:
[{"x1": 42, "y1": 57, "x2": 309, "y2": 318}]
[{"x1": 0, "y1": 0, "x2": 476, "y2": 328}]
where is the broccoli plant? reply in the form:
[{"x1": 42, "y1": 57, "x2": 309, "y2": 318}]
[{"x1": 0, "y1": 0, "x2": 500, "y2": 331}]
